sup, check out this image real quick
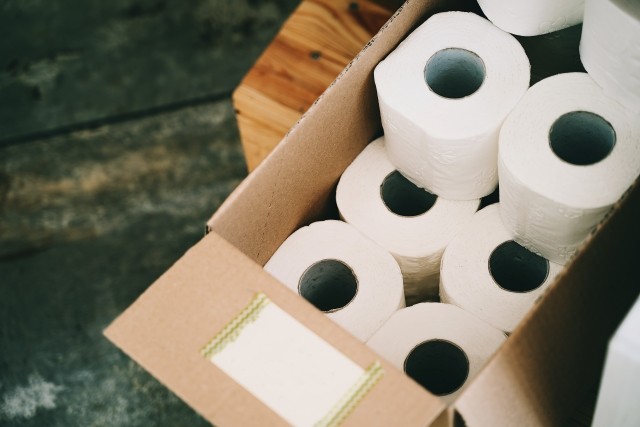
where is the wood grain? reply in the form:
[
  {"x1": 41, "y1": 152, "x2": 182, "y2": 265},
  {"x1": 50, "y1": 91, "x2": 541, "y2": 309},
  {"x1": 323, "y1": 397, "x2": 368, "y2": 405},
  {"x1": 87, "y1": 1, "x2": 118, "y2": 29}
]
[{"x1": 233, "y1": 0, "x2": 399, "y2": 171}]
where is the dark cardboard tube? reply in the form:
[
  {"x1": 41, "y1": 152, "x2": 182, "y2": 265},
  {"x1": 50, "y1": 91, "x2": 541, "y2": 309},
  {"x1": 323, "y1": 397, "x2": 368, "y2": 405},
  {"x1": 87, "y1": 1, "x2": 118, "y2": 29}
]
[
  {"x1": 489, "y1": 240, "x2": 549, "y2": 293},
  {"x1": 380, "y1": 170, "x2": 437, "y2": 217},
  {"x1": 404, "y1": 339, "x2": 470, "y2": 396},
  {"x1": 424, "y1": 48, "x2": 486, "y2": 99},
  {"x1": 549, "y1": 110, "x2": 616, "y2": 166},
  {"x1": 298, "y1": 259, "x2": 358, "y2": 312}
]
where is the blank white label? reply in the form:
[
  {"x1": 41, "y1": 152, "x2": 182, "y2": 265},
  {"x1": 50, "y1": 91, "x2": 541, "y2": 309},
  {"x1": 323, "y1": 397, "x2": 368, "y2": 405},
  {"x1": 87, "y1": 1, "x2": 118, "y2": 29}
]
[{"x1": 202, "y1": 294, "x2": 382, "y2": 427}]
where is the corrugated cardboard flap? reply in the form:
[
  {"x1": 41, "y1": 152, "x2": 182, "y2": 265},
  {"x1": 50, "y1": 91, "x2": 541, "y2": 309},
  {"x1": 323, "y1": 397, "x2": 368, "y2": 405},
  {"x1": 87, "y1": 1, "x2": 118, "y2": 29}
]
[{"x1": 105, "y1": 231, "x2": 445, "y2": 426}]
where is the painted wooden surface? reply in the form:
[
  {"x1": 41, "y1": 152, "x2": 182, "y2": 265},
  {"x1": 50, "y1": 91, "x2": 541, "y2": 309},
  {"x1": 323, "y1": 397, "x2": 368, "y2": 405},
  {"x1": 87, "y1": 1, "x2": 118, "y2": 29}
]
[
  {"x1": 234, "y1": 0, "x2": 399, "y2": 171},
  {"x1": 0, "y1": 0, "x2": 299, "y2": 144},
  {"x1": 0, "y1": 101, "x2": 245, "y2": 426},
  {"x1": 0, "y1": 2, "x2": 292, "y2": 425}
]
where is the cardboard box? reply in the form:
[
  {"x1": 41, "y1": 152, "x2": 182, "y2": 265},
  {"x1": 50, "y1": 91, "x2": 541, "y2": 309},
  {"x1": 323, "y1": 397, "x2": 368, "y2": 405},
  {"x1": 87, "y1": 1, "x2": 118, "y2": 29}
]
[{"x1": 105, "y1": 0, "x2": 640, "y2": 425}]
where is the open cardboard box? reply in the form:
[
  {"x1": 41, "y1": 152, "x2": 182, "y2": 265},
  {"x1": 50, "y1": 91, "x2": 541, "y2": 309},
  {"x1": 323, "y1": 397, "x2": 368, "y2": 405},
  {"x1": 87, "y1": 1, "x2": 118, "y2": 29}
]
[{"x1": 105, "y1": 0, "x2": 640, "y2": 425}]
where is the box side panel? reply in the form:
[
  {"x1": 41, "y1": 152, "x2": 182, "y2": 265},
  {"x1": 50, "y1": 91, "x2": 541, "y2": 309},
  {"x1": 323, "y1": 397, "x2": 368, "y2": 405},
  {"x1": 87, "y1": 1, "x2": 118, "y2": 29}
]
[
  {"x1": 455, "y1": 183, "x2": 640, "y2": 427},
  {"x1": 105, "y1": 232, "x2": 445, "y2": 426},
  {"x1": 208, "y1": 0, "x2": 473, "y2": 265}
]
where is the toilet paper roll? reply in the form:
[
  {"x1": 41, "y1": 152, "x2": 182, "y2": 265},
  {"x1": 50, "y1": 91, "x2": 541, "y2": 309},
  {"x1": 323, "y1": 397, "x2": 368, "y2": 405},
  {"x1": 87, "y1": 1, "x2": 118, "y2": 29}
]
[
  {"x1": 375, "y1": 12, "x2": 530, "y2": 200},
  {"x1": 477, "y1": 0, "x2": 585, "y2": 36},
  {"x1": 336, "y1": 136, "x2": 479, "y2": 304},
  {"x1": 440, "y1": 204, "x2": 562, "y2": 333},
  {"x1": 580, "y1": 0, "x2": 640, "y2": 112},
  {"x1": 499, "y1": 73, "x2": 640, "y2": 264},
  {"x1": 366, "y1": 303, "x2": 506, "y2": 403},
  {"x1": 264, "y1": 220, "x2": 405, "y2": 342}
]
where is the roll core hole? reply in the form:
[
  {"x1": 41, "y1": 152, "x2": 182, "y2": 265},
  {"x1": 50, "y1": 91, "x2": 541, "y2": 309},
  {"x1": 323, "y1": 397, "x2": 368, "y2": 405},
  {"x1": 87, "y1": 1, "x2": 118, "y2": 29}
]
[
  {"x1": 404, "y1": 339, "x2": 470, "y2": 396},
  {"x1": 424, "y1": 48, "x2": 486, "y2": 99},
  {"x1": 489, "y1": 240, "x2": 549, "y2": 293},
  {"x1": 549, "y1": 111, "x2": 616, "y2": 166},
  {"x1": 380, "y1": 171, "x2": 437, "y2": 217},
  {"x1": 298, "y1": 259, "x2": 358, "y2": 312},
  {"x1": 478, "y1": 186, "x2": 499, "y2": 210}
]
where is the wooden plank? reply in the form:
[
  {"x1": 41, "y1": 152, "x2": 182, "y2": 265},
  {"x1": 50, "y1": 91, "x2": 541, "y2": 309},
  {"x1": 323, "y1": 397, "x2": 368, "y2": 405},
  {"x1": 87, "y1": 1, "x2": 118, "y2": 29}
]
[
  {"x1": 0, "y1": 101, "x2": 245, "y2": 259},
  {"x1": 0, "y1": 0, "x2": 300, "y2": 144},
  {"x1": 0, "y1": 101, "x2": 244, "y2": 426},
  {"x1": 234, "y1": 0, "x2": 399, "y2": 171}
]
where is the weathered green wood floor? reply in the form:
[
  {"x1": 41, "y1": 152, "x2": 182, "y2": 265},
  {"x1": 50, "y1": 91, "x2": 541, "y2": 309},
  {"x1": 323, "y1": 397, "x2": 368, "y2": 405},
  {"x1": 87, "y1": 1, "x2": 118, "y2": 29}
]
[
  {"x1": 0, "y1": 0, "x2": 298, "y2": 144},
  {"x1": 0, "y1": 1, "x2": 297, "y2": 425}
]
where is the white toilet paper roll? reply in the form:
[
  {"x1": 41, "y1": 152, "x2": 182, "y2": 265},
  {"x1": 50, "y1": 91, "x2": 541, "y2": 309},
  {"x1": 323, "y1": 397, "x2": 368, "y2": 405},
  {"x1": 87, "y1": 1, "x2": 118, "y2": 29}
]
[
  {"x1": 375, "y1": 12, "x2": 530, "y2": 200},
  {"x1": 366, "y1": 303, "x2": 506, "y2": 403},
  {"x1": 499, "y1": 73, "x2": 640, "y2": 264},
  {"x1": 336, "y1": 136, "x2": 479, "y2": 304},
  {"x1": 477, "y1": 0, "x2": 585, "y2": 36},
  {"x1": 440, "y1": 204, "x2": 562, "y2": 333},
  {"x1": 264, "y1": 220, "x2": 405, "y2": 342},
  {"x1": 580, "y1": 0, "x2": 640, "y2": 112}
]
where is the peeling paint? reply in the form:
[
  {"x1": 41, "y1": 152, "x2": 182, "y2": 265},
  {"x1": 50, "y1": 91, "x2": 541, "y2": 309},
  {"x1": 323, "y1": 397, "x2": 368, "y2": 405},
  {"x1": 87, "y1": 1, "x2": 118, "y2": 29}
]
[{"x1": 1, "y1": 375, "x2": 64, "y2": 419}]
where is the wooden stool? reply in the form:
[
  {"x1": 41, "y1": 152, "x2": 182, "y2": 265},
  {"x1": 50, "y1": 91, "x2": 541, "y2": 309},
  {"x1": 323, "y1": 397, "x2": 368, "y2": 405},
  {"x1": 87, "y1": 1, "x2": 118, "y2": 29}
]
[{"x1": 233, "y1": 0, "x2": 400, "y2": 171}]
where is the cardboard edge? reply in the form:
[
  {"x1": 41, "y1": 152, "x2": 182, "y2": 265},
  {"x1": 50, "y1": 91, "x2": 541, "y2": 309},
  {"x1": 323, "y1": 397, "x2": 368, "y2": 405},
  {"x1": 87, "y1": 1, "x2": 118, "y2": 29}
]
[
  {"x1": 206, "y1": 0, "x2": 476, "y2": 241},
  {"x1": 205, "y1": 0, "x2": 409, "y2": 232},
  {"x1": 452, "y1": 178, "x2": 640, "y2": 426}
]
